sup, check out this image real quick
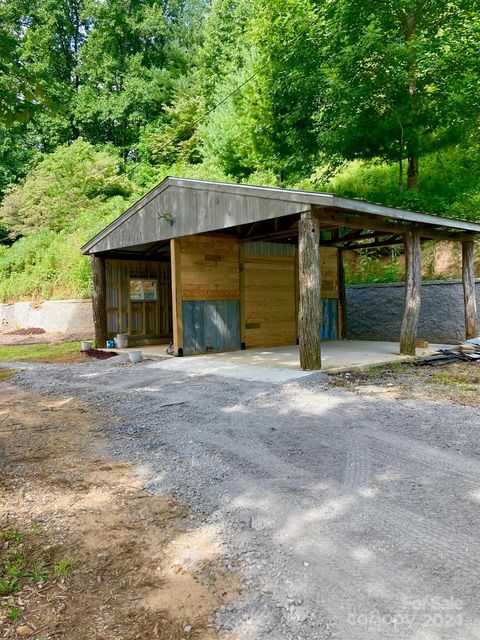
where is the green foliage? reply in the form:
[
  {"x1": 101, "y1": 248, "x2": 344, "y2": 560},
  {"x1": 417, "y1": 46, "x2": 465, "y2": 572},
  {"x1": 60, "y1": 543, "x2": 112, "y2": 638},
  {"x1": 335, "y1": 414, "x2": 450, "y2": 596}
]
[
  {"x1": 0, "y1": 140, "x2": 133, "y2": 236},
  {"x1": 302, "y1": 145, "x2": 480, "y2": 223},
  {"x1": 0, "y1": 140, "x2": 136, "y2": 301},
  {"x1": 54, "y1": 555, "x2": 74, "y2": 578},
  {"x1": 315, "y1": 1, "x2": 480, "y2": 186},
  {"x1": 344, "y1": 250, "x2": 403, "y2": 285},
  {"x1": 74, "y1": 0, "x2": 204, "y2": 151},
  {"x1": 0, "y1": 530, "x2": 48, "y2": 596},
  {"x1": 0, "y1": 0, "x2": 480, "y2": 296}
]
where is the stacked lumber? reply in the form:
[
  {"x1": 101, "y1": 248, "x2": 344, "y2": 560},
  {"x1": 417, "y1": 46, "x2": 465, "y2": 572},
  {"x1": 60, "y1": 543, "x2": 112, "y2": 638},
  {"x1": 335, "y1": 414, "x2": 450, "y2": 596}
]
[{"x1": 420, "y1": 338, "x2": 480, "y2": 366}]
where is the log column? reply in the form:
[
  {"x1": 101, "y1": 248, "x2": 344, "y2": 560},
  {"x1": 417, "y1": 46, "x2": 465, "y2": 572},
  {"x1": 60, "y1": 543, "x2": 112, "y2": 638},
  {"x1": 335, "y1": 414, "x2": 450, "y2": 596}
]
[
  {"x1": 400, "y1": 230, "x2": 421, "y2": 355},
  {"x1": 91, "y1": 254, "x2": 108, "y2": 348},
  {"x1": 298, "y1": 208, "x2": 322, "y2": 370},
  {"x1": 462, "y1": 240, "x2": 477, "y2": 339}
]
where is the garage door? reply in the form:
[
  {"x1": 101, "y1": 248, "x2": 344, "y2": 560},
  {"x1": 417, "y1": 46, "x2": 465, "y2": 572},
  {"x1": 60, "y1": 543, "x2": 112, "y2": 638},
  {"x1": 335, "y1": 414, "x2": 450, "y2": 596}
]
[{"x1": 244, "y1": 254, "x2": 297, "y2": 348}]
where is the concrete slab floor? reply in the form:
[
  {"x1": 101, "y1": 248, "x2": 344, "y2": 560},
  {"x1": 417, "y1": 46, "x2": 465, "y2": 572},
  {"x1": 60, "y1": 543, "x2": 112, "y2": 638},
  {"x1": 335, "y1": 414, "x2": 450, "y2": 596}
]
[{"x1": 110, "y1": 340, "x2": 443, "y2": 384}]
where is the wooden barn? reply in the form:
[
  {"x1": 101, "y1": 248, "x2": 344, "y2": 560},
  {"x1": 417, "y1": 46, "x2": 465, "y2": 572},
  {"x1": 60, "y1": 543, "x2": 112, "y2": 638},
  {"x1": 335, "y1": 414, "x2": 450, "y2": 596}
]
[{"x1": 81, "y1": 177, "x2": 480, "y2": 370}]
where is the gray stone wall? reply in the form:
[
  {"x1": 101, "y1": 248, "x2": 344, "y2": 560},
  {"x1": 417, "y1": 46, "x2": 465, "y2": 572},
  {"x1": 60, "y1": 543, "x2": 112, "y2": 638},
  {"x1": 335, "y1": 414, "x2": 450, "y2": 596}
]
[
  {"x1": 346, "y1": 280, "x2": 480, "y2": 343},
  {"x1": 0, "y1": 299, "x2": 94, "y2": 335}
]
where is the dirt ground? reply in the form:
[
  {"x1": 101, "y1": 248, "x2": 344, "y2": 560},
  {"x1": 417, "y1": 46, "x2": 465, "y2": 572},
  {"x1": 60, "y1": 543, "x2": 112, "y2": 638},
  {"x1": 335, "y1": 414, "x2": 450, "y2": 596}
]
[
  {"x1": 0, "y1": 382, "x2": 241, "y2": 640},
  {"x1": 329, "y1": 360, "x2": 480, "y2": 406},
  {"x1": 3, "y1": 355, "x2": 480, "y2": 639},
  {"x1": 0, "y1": 332, "x2": 89, "y2": 348}
]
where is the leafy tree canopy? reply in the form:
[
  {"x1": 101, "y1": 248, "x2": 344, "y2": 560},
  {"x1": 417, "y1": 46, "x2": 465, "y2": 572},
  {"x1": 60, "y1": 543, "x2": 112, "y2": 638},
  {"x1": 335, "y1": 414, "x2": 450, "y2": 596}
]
[{"x1": 0, "y1": 139, "x2": 134, "y2": 236}]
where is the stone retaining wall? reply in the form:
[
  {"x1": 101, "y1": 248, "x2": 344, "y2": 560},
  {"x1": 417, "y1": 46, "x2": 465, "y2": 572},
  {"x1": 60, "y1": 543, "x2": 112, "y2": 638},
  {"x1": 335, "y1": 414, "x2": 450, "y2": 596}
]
[
  {"x1": 2, "y1": 283, "x2": 476, "y2": 344},
  {"x1": 346, "y1": 280, "x2": 480, "y2": 343},
  {"x1": 0, "y1": 299, "x2": 94, "y2": 335}
]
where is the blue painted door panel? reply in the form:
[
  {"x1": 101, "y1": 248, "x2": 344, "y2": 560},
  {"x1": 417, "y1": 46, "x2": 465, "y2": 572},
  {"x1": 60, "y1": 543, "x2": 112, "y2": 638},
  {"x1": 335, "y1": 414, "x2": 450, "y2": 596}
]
[
  {"x1": 182, "y1": 300, "x2": 205, "y2": 354},
  {"x1": 183, "y1": 300, "x2": 240, "y2": 355},
  {"x1": 321, "y1": 299, "x2": 338, "y2": 340},
  {"x1": 226, "y1": 300, "x2": 241, "y2": 350},
  {"x1": 205, "y1": 300, "x2": 227, "y2": 352}
]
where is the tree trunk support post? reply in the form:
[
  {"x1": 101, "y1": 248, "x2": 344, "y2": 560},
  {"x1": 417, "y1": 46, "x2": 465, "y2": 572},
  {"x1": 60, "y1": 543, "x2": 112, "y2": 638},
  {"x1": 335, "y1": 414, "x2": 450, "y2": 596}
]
[
  {"x1": 462, "y1": 240, "x2": 477, "y2": 340},
  {"x1": 91, "y1": 254, "x2": 108, "y2": 348},
  {"x1": 298, "y1": 208, "x2": 322, "y2": 370},
  {"x1": 400, "y1": 230, "x2": 421, "y2": 355}
]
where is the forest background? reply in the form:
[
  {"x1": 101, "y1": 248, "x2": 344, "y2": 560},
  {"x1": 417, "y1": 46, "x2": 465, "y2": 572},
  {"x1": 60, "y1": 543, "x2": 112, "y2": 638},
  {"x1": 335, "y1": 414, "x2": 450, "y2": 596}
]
[{"x1": 1, "y1": 0, "x2": 479, "y2": 301}]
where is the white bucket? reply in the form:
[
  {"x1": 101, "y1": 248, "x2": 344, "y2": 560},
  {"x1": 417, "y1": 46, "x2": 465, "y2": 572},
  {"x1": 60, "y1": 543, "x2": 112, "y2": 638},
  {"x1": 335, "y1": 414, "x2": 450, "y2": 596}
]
[
  {"x1": 81, "y1": 340, "x2": 93, "y2": 352},
  {"x1": 116, "y1": 334, "x2": 129, "y2": 348},
  {"x1": 129, "y1": 350, "x2": 143, "y2": 364}
]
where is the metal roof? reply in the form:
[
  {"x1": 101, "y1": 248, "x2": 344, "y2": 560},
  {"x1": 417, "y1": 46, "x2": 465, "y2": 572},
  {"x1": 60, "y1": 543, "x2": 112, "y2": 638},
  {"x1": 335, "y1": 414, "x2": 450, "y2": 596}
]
[{"x1": 81, "y1": 177, "x2": 480, "y2": 255}]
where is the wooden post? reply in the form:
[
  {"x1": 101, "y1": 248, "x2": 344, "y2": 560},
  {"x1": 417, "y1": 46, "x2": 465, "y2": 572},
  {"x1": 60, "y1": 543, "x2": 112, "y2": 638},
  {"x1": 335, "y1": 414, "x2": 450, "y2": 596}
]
[
  {"x1": 338, "y1": 249, "x2": 348, "y2": 340},
  {"x1": 91, "y1": 254, "x2": 108, "y2": 348},
  {"x1": 400, "y1": 230, "x2": 421, "y2": 355},
  {"x1": 462, "y1": 240, "x2": 477, "y2": 339},
  {"x1": 298, "y1": 208, "x2": 322, "y2": 370},
  {"x1": 170, "y1": 239, "x2": 183, "y2": 356}
]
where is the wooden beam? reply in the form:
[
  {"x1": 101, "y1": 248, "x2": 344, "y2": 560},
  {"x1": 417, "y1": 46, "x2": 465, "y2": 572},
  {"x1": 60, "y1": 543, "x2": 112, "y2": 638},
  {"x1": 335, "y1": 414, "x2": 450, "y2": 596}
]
[
  {"x1": 170, "y1": 239, "x2": 183, "y2": 356},
  {"x1": 91, "y1": 255, "x2": 108, "y2": 348},
  {"x1": 96, "y1": 251, "x2": 170, "y2": 262},
  {"x1": 322, "y1": 231, "x2": 400, "y2": 247},
  {"x1": 400, "y1": 231, "x2": 422, "y2": 355},
  {"x1": 298, "y1": 208, "x2": 322, "y2": 370},
  {"x1": 343, "y1": 237, "x2": 404, "y2": 250},
  {"x1": 316, "y1": 208, "x2": 477, "y2": 241},
  {"x1": 145, "y1": 239, "x2": 170, "y2": 256},
  {"x1": 239, "y1": 228, "x2": 299, "y2": 243},
  {"x1": 462, "y1": 240, "x2": 478, "y2": 340}
]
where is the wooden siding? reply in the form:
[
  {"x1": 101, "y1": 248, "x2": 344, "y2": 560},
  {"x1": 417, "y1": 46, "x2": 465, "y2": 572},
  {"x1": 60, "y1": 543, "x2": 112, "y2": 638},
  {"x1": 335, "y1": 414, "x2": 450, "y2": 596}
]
[
  {"x1": 243, "y1": 246, "x2": 339, "y2": 349},
  {"x1": 86, "y1": 181, "x2": 310, "y2": 254},
  {"x1": 320, "y1": 247, "x2": 339, "y2": 299},
  {"x1": 171, "y1": 234, "x2": 241, "y2": 354},
  {"x1": 178, "y1": 235, "x2": 240, "y2": 300},
  {"x1": 105, "y1": 259, "x2": 172, "y2": 338},
  {"x1": 244, "y1": 254, "x2": 297, "y2": 348}
]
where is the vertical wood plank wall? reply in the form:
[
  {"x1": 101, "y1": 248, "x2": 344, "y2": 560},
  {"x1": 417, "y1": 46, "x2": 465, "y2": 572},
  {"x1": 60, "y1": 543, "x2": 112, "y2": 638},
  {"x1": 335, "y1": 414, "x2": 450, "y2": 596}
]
[
  {"x1": 171, "y1": 235, "x2": 241, "y2": 355},
  {"x1": 243, "y1": 243, "x2": 339, "y2": 348},
  {"x1": 105, "y1": 259, "x2": 172, "y2": 339},
  {"x1": 171, "y1": 236, "x2": 340, "y2": 354},
  {"x1": 244, "y1": 252, "x2": 297, "y2": 348}
]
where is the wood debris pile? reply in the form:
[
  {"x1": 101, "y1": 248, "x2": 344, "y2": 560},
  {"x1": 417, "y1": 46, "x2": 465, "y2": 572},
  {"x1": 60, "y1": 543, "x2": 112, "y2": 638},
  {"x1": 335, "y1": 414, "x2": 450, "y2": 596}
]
[{"x1": 420, "y1": 338, "x2": 480, "y2": 366}]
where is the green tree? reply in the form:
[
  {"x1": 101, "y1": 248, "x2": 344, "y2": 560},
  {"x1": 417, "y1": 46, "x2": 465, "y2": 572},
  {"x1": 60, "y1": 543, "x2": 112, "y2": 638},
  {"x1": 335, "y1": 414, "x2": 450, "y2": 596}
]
[
  {"x1": 74, "y1": 0, "x2": 205, "y2": 153},
  {"x1": 0, "y1": 139, "x2": 133, "y2": 236},
  {"x1": 317, "y1": 0, "x2": 480, "y2": 190}
]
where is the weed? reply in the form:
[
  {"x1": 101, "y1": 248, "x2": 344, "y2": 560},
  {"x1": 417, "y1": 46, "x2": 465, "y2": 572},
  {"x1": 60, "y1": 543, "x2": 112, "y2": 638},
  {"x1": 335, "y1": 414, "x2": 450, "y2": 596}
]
[
  {"x1": 54, "y1": 555, "x2": 74, "y2": 578},
  {"x1": 1, "y1": 531, "x2": 22, "y2": 544},
  {"x1": 8, "y1": 606, "x2": 20, "y2": 621}
]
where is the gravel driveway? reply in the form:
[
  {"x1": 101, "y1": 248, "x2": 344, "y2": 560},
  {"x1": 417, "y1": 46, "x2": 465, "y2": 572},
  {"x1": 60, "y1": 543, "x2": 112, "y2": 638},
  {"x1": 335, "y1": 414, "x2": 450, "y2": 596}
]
[{"x1": 8, "y1": 357, "x2": 480, "y2": 640}]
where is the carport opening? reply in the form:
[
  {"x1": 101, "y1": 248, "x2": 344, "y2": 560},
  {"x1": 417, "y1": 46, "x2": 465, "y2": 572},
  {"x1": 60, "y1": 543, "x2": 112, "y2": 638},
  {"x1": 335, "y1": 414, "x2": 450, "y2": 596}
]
[{"x1": 103, "y1": 240, "x2": 173, "y2": 346}]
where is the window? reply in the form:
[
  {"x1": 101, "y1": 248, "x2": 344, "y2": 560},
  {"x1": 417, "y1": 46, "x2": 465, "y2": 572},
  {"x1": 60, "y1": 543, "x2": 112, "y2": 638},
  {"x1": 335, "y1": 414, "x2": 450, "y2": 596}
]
[{"x1": 130, "y1": 279, "x2": 157, "y2": 301}]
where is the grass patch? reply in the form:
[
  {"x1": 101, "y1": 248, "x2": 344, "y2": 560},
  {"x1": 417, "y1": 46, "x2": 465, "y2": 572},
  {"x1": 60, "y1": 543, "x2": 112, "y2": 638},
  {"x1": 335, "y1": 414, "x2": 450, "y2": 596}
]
[
  {"x1": 0, "y1": 342, "x2": 86, "y2": 364},
  {"x1": 0, "y1": 368, "x2": 17, "y2": 381},
  {"x1": 54, "y1": 555, "x2": 74, "y2": 578},
  {"x1": 329, "y1": 361, "x2": 480, "y2": 406},
  {"x1": 0, "y1": 530, "x2": 48, "y2": 597},
  {"x1": 0, "y1": 527, "x2": 74, "y2": 625}
]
